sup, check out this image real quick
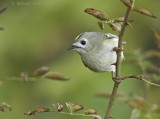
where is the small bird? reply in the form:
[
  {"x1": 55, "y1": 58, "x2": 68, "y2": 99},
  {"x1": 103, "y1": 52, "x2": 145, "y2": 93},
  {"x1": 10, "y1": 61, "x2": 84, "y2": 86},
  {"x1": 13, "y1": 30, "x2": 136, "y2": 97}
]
[{"x1": 68, "y1": 32, "x2": 125, "y2": 73}]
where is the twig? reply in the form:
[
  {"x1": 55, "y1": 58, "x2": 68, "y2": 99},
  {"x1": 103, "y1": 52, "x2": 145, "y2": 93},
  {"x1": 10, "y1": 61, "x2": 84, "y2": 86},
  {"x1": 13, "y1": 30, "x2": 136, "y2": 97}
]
[
  {"x1": 121, "y1": 75, "x2": 160, "y2": 87},
  {"x1": 104, "y1": 7, "x2": 132, "y2": 119}
]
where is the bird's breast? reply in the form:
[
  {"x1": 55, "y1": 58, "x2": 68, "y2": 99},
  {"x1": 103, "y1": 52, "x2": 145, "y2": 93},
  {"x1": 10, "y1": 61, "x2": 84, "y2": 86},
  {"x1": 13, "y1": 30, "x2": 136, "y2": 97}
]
[{"x1": 80, "y1": 50, "x2": 117, "y2": 72}]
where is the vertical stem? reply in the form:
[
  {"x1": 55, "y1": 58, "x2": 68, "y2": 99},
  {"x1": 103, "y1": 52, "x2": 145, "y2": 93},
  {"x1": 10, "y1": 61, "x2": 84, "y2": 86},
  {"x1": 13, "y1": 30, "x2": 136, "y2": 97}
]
[{"x1": 104, "y1": 7, "x2": 131, "y2": 119}]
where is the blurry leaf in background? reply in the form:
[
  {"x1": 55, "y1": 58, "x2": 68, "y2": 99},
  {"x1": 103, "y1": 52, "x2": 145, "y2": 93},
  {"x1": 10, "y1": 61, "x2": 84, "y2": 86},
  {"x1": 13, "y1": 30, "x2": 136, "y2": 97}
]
[
  {"x1": 0, "y1": 102, "x2": 12, "y2": 112},
  {"x1": 125, "y1": 96, "x2": 147, "y2": 109},
  {"x1": 0, "y1": 7, "x2": 7, "y2": 14},
  {"x1": 44, "y1": 72, "x2": 69, "y2": 81},
  {"x1": 32, "y1": 66, "x2": 50, "y2": 77},
  {"x1": 152, "y1": 30, "x2": 160, "y2": 48},
  {"x1": 96, "y1": 91, "x2": 126, "y2": 99}
]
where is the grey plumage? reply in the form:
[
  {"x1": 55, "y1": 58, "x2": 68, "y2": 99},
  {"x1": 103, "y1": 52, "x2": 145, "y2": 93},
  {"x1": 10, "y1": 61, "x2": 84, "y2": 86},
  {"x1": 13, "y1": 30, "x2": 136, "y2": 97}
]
[{"x1": 68, "y1": 32, "x2": 124, "y2": 72}]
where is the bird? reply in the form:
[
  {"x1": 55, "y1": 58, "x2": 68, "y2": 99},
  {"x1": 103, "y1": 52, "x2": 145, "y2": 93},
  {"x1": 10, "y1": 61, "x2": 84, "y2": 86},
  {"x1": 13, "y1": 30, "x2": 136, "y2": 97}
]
[{"x1": 68, "y1": 32, "x2": 125, "y2": 74}]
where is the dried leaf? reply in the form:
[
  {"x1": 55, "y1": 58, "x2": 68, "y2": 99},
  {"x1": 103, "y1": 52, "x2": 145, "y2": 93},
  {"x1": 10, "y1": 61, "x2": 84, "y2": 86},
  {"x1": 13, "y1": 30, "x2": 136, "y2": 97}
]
[
  {"x1": 66, "y1": 102, "x2": 74, "y2": 112},
  {"x1": 37, "y1": 106, "x2": 50, "y2": 113},
  {"x1": 83, "y1": 108, "x2": 97, "y2": 115},
  {"x1": 146, "y1": 50, "x2": 160, "y2": 59},
  {"x1": 125, "y1": 97, "x2": 147, "y2": 109},
  {"x1": 92, "y1": 115, "x2": 102, "y2": 119},
  {"x1": 152, "y1": 30, "x2": 160, "y2": 48},
  {"x1": 0, "y1": 27, "x2": 4, "y2": 30},
  {"x1": 53, "y1": 103, "x2": 64, "y2": 112},
  {"x1": 96, "y1": 92, "x2": 125, "y2": 98},
  {"x1": 20, "y1": 72, "x2": 28, "y2": 82},
  {"x1": 137, "y1": 74, "x2": 144, "y2": 79},
  {"x1": 97, "y1": 21, "x2": 104, "y2": 30},
  {"x1": 0, "y1": 7, "x2": 8, "y2": 14},
  {"x1": 84, "y1": 8, "x2": 109, "y2": 21},
  {"x1": 108, "y1": 22, "x2": 122, "y2": 32},
  {"x1": 0, "y1": 104, "x2": 4, "y2": 112},
  {"x1": 133, "y1": 8, "x2": 157, "y2": 18},
  {"x1": 73, "y1": 105, "x2": 84, "y2": 112},
  {"x1": 120, "y1": 0, "x2": 133, "y2": 8},
  {"x1": 114, "y1": 17, "x2": 134, "y2": 23},
  {"x1": 44, "y1": 72, "x2": 69, "y2": 81},
  {"x1": 2, "y1": 102, "x2": 12, "y2": 111},
  {"x1": 32, "y1": 66, "x2": 50, "y2": 77},
  {"x1": 24, "y1": 110, "x2": 36, "y2": 116}
]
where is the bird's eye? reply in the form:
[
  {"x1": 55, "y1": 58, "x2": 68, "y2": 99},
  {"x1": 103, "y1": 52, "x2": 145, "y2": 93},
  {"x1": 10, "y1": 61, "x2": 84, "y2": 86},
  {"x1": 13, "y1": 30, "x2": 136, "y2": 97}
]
[{"x1": 81, "y1": 40, "x2": 86, "y2": 45}]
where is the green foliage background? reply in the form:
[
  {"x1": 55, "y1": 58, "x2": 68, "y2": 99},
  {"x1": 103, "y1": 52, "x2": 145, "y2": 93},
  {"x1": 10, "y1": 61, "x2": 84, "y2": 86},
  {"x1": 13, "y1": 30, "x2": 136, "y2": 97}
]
[{"x1": 0, "y1": 0, "x2": 160, "y2": 119}]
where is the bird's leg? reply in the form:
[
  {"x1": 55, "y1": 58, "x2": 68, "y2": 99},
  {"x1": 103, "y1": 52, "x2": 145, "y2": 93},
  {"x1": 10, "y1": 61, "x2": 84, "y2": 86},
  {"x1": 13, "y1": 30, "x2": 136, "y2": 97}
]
[{"x1": 111, "y1": 71, "x2": 114, "y2": 78}]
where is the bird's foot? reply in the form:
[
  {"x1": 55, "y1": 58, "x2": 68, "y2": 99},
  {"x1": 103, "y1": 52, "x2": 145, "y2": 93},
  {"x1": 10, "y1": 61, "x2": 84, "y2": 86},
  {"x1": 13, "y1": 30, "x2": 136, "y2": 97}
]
[{"x1": 112, "y1": 77, "x2": 122, "y2": 84}]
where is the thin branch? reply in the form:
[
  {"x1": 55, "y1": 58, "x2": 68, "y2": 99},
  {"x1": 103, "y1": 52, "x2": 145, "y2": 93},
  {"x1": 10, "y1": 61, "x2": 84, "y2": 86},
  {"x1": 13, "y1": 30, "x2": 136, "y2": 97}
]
[
  {"x1": 104, "y1": 7, "x2": 132, "y2": 119},
  {"x1": 121, "y1": 75, "x2": 160, "y2": 87}
]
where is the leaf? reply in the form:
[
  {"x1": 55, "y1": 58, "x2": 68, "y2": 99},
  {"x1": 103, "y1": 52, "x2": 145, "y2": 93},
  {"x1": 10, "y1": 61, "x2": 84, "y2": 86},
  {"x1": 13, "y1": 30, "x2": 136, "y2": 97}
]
[
  {"x1": 146, "y1": 50, "x2": 160, "y2": 59},
  {"x1": 24, "y1": 110, "x2": 36, "y2": 116},
  {"x1": 114, "y1": 17, "x2": 134, "y2": 23},
  {"x1": 133, "y1": 8, "x2": 157, "y2": 18},
  {"x1": 92, "y1": 115, "x2": 102, "y2": 119},
  {"x1": 108, "y1": 22, "x2": 122, "y2": 32},
  {"x1": 2, "y1": 102, "x2": 12, "y2": 111},
  {"x1": 0, "y1": 104, "x2": 4, "y2": 112},
  {"x1": 0, "y1": 7, "x2": 8, "y2": 14},
  {"x1": 72, "y1": 105, "x2": 84, "y2": 112},
  {"x1": 83, "y1": 108, "x2": 97, "y2": 115},
  {"x1": 20, "y1": 72, "x2": 28, "y2": 82},
  {"x1": 97, "y1": 21, "x2": 104, "y2": 30},
  {"x1": 125, "y1": 96, "x2": 147, "y2": 109},
  {"x1": 84, "y1": 8, "x2": 109, "y2": 21},
  {"x1": 36, "y1": 106, "x2": 50, "y2": 113},
  {"x1": 44, "y1": 72, "x2": 69, "y2": 81},
  {"x1": 152, "y1": 30, "x2": 160, "y2": 48},
  {"x1": 0, "y1": 27, "x2": 4, "y2": 30},
  {"x1": 32, "y1": 66, "x2": 50, "y2": 77},
  {"x1": 66, "y1": 102, "x2": 74, "y2": 113},
  {"x1": 53, "y1": 103, "x2": 64, "y2": 112},
  {"x1": 120, "y1": 0, "x2": 133, "y2": 8},
  {"x1": 96, "y1": 92, "x2": 125, "y2": 98}
]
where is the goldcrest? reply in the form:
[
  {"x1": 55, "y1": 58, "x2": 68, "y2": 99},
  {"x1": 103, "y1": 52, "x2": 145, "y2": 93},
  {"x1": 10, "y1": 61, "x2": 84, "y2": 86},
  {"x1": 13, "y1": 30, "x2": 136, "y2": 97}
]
[{"x1": 68, "y1": 32, "x2": 125, "y2": 72}]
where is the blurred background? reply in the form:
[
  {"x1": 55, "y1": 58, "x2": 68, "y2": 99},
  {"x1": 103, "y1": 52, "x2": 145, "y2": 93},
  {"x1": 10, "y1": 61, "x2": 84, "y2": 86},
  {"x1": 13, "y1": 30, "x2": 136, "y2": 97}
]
[{"x1": 0, "y1": 0, "x2": 160, "y2": 119}]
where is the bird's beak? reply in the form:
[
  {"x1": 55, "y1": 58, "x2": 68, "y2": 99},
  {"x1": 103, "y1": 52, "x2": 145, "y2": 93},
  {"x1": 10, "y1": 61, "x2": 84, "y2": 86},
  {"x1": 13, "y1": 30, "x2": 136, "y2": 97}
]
[{"x1": 68, "y1": 45, "x2": 80, "y2": 50}]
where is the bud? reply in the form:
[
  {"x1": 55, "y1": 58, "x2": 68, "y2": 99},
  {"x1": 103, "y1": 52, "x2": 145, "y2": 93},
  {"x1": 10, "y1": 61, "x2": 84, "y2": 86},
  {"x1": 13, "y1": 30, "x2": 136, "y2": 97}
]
[
  {"x1": 83, "y1": 108, "x2": 97, "y2": 115},
  {"x1": 45, "y1": 72, "x2": 69, "y2": 81},
  {"x1": 37, "y1": 106, "x2": 50, "y2": 113},
  {"x1": 24, "y1": 110, "x2": 36, "y2": 116},
  {"x1": 32, "y1": 66, "x2": 50, "y2": 77},
  {"x1": 53, "y1": 103, "x2": 64, "y2": 112}
]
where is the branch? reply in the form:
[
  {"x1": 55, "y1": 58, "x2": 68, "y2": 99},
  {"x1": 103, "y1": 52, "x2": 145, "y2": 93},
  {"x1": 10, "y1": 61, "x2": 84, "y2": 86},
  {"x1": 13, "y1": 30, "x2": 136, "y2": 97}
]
[{"x1": 104, "y1": 6, "x2": 132, "y2": 119}]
